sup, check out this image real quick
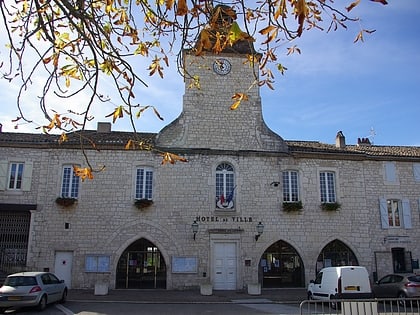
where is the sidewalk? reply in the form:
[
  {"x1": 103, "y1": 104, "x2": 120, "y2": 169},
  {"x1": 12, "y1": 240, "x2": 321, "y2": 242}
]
[{"x1": 68, "y1": 288, "x2": 307, "y2": 304}]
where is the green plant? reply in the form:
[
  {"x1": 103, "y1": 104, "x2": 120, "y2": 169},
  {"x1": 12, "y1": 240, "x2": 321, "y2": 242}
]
[
  {"x1": 55, "y1": 197, "x2": 77, "y2": 207},
  {"x1": 134, "y1": 199, "x2": 153, "y2": 209},
  {"x1": 321, "y1": 202, "x2": 341, "y2": 211},
  {"x1": 282, "y1": 201, "x2": 303, "y2": 212}
]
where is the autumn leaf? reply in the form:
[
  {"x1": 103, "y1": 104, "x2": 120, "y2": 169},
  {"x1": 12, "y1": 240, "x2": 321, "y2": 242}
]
[
  {"x1": 161, "y1": 152, "x2": 188, "y2": 165},
  {"x1": 148, "y1": 57, "x2": 164, "y2": 78},
  {"x1": 44, "y1": 113, "x2": 62, "y2": 131},
  {"x1": 259, "y1": 25, "x2": 278, "y2": 44},
  {"x1": 346, "y1": 0, "x2": 361, "y2": 12},
  {"x1": 105, "y1": 106, "x2": 129, "y2": 123},
  {"x1": 370, "y1": 0, "x2": 387, "y2": 4},
  {"x1": 166, "y1": 0, "x2": 175, "y2": 10},
  {"x1": 58, "y1": 133, "x2": 68, "y2": 144},
  {"x1": 73, "y1": 166, "x2": 94, "y2": 181},
  {"x1": 176, "y1": 0, "x2": 188, "y2": 16},
  {"x1": 287, "y1": 45, "x2": 301, "y2": 55},
  {"x1": 230, "y1": 93, "x2": 249, "y2": 110}
]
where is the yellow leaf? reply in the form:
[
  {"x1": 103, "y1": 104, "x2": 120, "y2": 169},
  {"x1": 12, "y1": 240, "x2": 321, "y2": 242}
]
[
  {"x1": 73, "y1": 166, "x2": 94, "y2": 182},
  {"x1": 161, "y1": 152, "x2": 188, "y2": 165},
  {"x1": 230, "y1": 93, "x2": 249, "y2": 110},
  {"x1": 58, "y1": 133, "x2": 68, "y2": 144},
  {"x1": 105, "y1": 106, "x2": 126, "y2": 123}
]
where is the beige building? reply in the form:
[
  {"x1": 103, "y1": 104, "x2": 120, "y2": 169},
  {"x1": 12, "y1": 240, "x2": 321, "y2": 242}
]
[{"x1": 1, "y1": 8, "x2": 419, "y2": 293}]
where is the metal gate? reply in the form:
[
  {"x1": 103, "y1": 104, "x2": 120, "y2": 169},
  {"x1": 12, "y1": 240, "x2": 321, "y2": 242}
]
[
  {"x1": 300, "y1": 298, "x2": 420, "y2": 314},
  {"x1": 0, "y1": 211, "x2": 31, "y2": 278}
]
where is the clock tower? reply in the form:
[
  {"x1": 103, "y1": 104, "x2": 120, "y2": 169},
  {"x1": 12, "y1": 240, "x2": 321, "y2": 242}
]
[{"x1": 157, "y1": 6, "x2": 287, "y2": 153}]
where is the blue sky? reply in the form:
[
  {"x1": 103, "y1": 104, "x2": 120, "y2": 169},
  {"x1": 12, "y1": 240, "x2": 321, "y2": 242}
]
[{"x1": 0, "y1": 1, "x2": 419, "y2": 147}]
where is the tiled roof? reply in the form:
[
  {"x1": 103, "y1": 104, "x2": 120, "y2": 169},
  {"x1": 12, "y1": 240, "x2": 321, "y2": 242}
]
[{"x1": 0, "y1": 131, "x2": 419, "y2": 158}]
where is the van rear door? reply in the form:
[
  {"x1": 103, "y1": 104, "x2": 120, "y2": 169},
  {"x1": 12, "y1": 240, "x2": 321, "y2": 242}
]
[{"x1": 340, "y1": 267, "x2": 372, "y2": 297}]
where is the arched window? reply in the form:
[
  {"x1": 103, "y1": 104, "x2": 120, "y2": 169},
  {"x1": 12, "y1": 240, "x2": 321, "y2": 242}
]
[
  {"x1": 316, "y1": 240, "x2": 358, "y2": 273},
  {"x1": 215, "y1": 163, "x2": 235, "y2": 209}
]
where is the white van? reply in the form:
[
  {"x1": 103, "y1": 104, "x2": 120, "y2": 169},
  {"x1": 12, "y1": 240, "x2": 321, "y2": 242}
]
[{"x1": 307, "y1": 266, "x2": 372, "y2": 303}]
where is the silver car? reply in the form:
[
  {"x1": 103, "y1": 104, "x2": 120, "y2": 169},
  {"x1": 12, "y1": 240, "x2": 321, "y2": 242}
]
[
  {"x1": 0, "y1": 271, "x2": 67, "y2": 313},
  {"x1": 373, "y1": 274, "x2": 420, "y2": 299}
]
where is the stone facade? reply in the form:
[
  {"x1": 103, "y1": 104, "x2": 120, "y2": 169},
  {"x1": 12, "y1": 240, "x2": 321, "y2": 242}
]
[{"x1": 0, "y1": 50, "x2": 419, "y2": 292}]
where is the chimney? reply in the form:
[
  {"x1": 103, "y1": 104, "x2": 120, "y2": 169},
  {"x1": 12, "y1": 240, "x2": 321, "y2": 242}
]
[
  {"x1": 357, "y1": 137, "x2": 371, "y2": 146},
  {"x1": 335, "y1": 131, "x2": 345, "y2": 148},
  {"x1": 97, "y1": 122, "x2": 111, "y2": 133}
]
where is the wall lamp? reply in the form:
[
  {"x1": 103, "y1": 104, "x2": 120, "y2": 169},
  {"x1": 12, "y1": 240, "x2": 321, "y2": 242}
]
[
  {"x1": 270, "y1": 181, "x2": 280, "y2": 187},
  {"x1": 192, "y1": 220, "x2": 199, "y2": 240},
  {"x1": 255, "y1": 222, "x2": 264, "y2": 241}
]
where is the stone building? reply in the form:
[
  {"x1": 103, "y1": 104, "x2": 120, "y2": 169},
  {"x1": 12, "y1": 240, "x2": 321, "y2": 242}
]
[{"x1": 0, "y1": 7, "x2": 419, "y2": 293}]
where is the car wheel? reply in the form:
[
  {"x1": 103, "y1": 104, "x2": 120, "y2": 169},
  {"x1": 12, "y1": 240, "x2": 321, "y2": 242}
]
[
  {"x1": 38, "y1": 294, "x2": 47, "y2": 311},
  {"x1": 397, "y1": 292, "x2": 406, "y2": 307},
  {"x1": 60, "y1": 289, "x2": 68, "y2": 303}
]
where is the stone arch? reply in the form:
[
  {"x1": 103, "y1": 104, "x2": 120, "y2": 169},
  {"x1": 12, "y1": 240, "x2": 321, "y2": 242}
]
[
  {"x1": 315, "y1": 239, "x2": 359, "y2": 273},
  {"x1": 115, "y1": 238, "x2": 167, "y2": 289},
  {"x1": 259, "y1": 240, "x2": 305, "y2": 288}
]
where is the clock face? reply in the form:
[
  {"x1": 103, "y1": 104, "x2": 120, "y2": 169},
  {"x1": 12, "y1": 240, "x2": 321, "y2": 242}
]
[{"x1": 213, "y1": 58, "x2": 232, "y2": 75}]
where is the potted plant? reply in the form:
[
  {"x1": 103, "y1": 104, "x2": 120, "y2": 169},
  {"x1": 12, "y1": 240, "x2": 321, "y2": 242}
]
[
  {"x1": 134, "y1": 199, "x2": 153, "y2": 209},
  {"x1": 321, "y1": 202, "x2": 341, "y2": 212},
  {"x1": 55, "y1": 196, "x2": 77, "y2": 207},
  {"x1": 282, "y1": 201, "x2": 303, "y2": 212}
]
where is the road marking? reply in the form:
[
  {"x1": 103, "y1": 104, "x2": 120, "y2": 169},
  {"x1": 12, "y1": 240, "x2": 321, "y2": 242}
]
[{"x1": 55, "y1": 304, "x2": 75, "y2": 315}]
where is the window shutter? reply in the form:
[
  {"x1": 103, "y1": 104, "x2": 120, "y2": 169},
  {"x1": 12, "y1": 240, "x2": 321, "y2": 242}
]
[
  {"x1": 414, "y1": 164, "x2": 420, "y2": 182},
  {"x1": 379, "y1": 198, "x2": 389, "y2": 229},
  {"x1": 402, "y1": 198, "x2": 412, "y2": 229},
  {"x1": 385, "y1": 162, "x2": 396, "y2": 182},
  {"x1": 0, "y1": 161, "x2": 8, "y2": 190},
  {"x1": 22, "y1": 161, "x2": 33, "y2": 191}
]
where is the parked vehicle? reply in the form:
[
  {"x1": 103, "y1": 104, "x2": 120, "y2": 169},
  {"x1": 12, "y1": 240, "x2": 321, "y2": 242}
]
[
  {"x1": 373, "y1": 274, "x2": 420, "y2": 299},
  {"x1": 307, "y1": 266, "x2": 372, "y2": 308},
  {"x1": 0, "y1": 271, "x2": 67, "y2": 313}
]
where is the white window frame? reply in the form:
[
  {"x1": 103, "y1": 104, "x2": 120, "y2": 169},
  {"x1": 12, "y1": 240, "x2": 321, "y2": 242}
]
[
  {"x1": 61, "y1": 165, "x2": 80, "y2": 198},
  {"x1": 319, "y1": 171, "x2": 336, "y2": 203},
  {"x1": 8, "y1": 162, "x2": 24, "y2": 190},
  {"x1": 135, "y1": 167, "x2": 153, "y2": 200},
  {"x1": 215, "y1": 163, "x2": 235, "y2": 208},
  {"x1": 282, "y1": 170, "x2": 300, "y2": 202}
]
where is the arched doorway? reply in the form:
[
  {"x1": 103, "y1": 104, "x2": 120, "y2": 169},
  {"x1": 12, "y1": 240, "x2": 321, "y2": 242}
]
[
  {"x1": 116, "y1": 238, "x2": 166, "y2": 289},
  {"x1": 316, "y1": 239, "x2": 358, "y2": 273},
  {"x1": 259, "y1": 240, "x2": 304, "y2": 288}
]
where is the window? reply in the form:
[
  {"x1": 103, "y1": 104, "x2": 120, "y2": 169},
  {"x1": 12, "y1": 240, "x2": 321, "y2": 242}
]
[
  {"x1": 379, "y1": 198, "x2": 412, "y2": 229},
  {"x1": 216, "y1": 163, "x2": 235, "y2": 209},
  {"x1": 135, "y1": 167, "x2": 153, "y2": 200},
  {"x1": 61, "y1": 166, "x2": 80, "y2": 198},
  {"x1": 85, "y1": 255, "x2": 111, "y2": 272},
  {"x1": 319, "y1": 171, "x2": 336, "y2": 203},
  {"x1": 282, "y1": 171, "x2": 299, "y2": 202},
  {"x1": 387, "y1": 199, "x2": 401, "y2": 227},
  {"x1": 8, "y1": 162, "x2": 24, "y2": 190}
]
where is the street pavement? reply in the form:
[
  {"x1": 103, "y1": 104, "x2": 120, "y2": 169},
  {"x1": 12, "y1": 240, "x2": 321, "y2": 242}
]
[{"x1": 67, "y1": 287, "x2": 307, "y2": 304}]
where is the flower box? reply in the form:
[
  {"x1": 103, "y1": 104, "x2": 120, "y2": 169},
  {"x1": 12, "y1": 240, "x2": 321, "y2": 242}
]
[
  {"x1": 55, "y1": 197, "x2": 77, "y2": 207},
  {"x1": 321, "y1": 202, "x2": 341, "y2": 211},
  {"x1": 134, "y1": 199, "x2": 153, "y2": 209},
  {"x1": 282, "y1": 201, "x2": 303, "y2": 212}
]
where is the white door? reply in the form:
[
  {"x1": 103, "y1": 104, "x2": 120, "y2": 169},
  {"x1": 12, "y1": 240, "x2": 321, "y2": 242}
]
[
  {"x1": 54, "y1": 251, "x2": 73, "y2": 288},
  {"x1": 213, "y1": 243, "x2": 237, "y2": 290}
]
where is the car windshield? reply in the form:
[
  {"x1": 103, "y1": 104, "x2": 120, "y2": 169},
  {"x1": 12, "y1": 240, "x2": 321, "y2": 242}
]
[
  {"x1": 4, "y1": 276, "x2": 37, "y2": 286},
  {"x1": 407, "y1": 276, "x2": 420, "y2": 283}
]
